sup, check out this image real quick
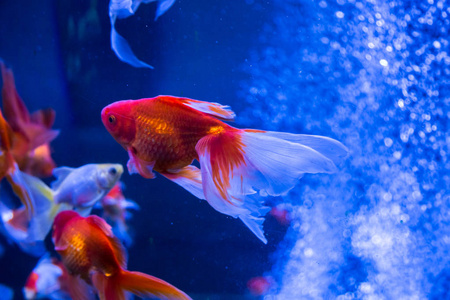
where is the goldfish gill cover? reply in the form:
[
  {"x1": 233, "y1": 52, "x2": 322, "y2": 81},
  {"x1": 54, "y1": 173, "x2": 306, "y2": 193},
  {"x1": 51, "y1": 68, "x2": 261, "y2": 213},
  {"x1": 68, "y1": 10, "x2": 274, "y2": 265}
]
[{"x1": 0, "y1": 0, "x2": 449, "y2": 299}]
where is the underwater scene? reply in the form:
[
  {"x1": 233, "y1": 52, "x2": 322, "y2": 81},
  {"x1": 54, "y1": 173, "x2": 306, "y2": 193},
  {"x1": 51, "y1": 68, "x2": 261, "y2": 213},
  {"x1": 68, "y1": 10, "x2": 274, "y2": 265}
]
[{"x1": 0, "y1": 0, "x2": 449, "y2": 299}]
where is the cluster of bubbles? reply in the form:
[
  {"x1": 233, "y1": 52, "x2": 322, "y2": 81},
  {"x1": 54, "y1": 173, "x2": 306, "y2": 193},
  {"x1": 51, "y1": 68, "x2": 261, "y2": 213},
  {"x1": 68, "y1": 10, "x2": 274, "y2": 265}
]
[{"x1": 239, "y1": 0, "x2": 449, "y2": 298}]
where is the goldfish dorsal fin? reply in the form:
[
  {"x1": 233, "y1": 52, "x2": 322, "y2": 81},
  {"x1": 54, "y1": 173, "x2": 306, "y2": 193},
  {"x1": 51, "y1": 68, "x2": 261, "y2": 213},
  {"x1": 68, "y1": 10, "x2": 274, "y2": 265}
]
[
  {"x1": 87, "y1": 215, "x2": 128, "y2": 268},
  {"x1": 51, "y1": 167, "x2": 75, "y2": 189},
  {"x1": 172, "y1": 96, "x2": 236, "y2": 121}
]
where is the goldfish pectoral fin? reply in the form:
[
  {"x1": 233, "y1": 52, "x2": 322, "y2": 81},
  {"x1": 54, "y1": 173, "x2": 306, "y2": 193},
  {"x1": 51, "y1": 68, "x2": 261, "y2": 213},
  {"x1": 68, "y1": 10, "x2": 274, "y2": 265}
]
[
  {"x1": 126, "y1": 148, "x2": 155, "y2": 179},
  {"x1": 161, "y1": 165, "x2": 206, "y2": 200},
  {"x1": 74, "y1": 206, "x2": 94, "y2": 217},
  {"x1": 155, "y1": 0, "x2": 176, "y2": 20},
  {"x1": 110, "y1": 22, "x2": 153, "y2": 69},
  {"x1": 175, "y1": 97, "x2": 236, "y2": 121},
  {"x1": 239, "y1": 214, "x2": 268, "y2": 244}
]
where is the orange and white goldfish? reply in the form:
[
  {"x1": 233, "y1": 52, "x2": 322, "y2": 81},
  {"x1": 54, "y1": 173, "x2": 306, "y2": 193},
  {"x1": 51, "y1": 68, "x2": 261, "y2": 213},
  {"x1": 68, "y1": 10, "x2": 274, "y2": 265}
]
[
  {"x1": 52, "y1": 210, "x2": 191, "y2": 300},
  {"x1": 97, "y1": 181, "x2": 139, "y2": 246},
  {"x1": 101, "y1": 95, "x2": 348, "y2": 243},
  {"x1": 0, "y1": 164, "x2": 123, "y2": 252},
  {"x1": 23, "y1": 254, "x2": 72, "y2": 300},
  {"x1": 0, "y1": 61, "x2": 59, "y2": 178}
]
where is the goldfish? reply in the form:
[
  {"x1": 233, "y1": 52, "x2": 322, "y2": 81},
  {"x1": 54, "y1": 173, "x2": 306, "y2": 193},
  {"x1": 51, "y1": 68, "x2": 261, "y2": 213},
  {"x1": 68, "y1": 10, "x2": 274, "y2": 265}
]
[
  {"x1": 0, "y1": 60, "x2": 59, "y2": 178},
  {"x1": 52, "y1": 210, "x2": 191, "y2": 300},
  {"x1": 96, "y1": 181, "x2": 139, "y2": 246},
  {"x1": 0, "y1": 107, "x2": 34, "y2": 216},
  {"x1": 0, "y1": 163, "x2": 123, "y2": 251},
  {"x1": 23, "y1": 253, "x2": 73, "y2": 300},
  {"x1": 246, "y1": 276, "x2": 275, "y2": 297},
  {"x1": 109, "y1": 0, "x2": 176, "y2": 69},
  {"x1": 101, "y1": 95, "x2": 348, "y2": 243}
]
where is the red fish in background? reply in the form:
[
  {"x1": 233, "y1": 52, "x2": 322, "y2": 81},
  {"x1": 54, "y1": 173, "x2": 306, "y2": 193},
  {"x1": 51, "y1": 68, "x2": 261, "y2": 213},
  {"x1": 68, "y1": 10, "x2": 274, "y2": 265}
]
[
  {"x1": 247, "y1": 276, "x2": 275, "y2": 297},
  {"x1": 0, "y1": 108, "x2": 34, "y2": 215},
  {"x1": 52, "y1": 210, "x2": 191, "y2": 300},
  {"x1": 0, "y1": 61, "x2": 59, "y2": 178},
  {"x1": 97, "y1": 181, "x2": 139, "y2": 247},
  {"x1": 23, "y1": 254, "x2": 74, "y2": 300},
  {"x1": 269, "y1": 205, "x2": 292, "y2": 227},
  {"x1": 101, "y1": 95, "x2": 348, "y2": 243}
]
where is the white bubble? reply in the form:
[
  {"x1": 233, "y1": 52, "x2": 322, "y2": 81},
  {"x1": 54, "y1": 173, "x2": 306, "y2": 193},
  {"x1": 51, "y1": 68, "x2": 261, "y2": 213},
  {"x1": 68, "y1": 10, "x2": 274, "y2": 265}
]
[
  {"x1": 304, "y1": 248, "x2": 314, "y2": 257},
  {"x1": 380, "y1": 59, "x2": 389, "y2": 66},
  {"x1": 384, "y1": 138, "x2": 393, "y2": 147},
  {"x1": 336, "y1": 11, "x2": 345, "y2": 18},
  {"x1": 433, "y1": 41, "x2": 441, "y2": 49}
]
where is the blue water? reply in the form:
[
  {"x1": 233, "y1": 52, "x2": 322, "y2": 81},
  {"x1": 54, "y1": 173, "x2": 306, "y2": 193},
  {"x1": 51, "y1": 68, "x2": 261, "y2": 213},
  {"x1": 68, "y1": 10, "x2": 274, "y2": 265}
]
[{"x1": 0, "y1": 0, "x2": 449, "y2": 299}]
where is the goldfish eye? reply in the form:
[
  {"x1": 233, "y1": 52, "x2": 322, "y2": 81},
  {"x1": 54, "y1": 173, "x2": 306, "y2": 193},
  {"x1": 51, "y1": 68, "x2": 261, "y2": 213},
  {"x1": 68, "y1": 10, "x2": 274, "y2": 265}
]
[{"x1": 108, "y1": 115, "x2": 116, "y2": 124}]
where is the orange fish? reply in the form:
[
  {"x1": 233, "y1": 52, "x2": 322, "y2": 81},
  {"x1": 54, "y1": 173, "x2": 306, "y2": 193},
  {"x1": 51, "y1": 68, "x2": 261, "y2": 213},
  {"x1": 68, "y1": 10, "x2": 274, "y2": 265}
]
[
  {"x1": 0, "y1": 61, "x2": 59, "y2": 178},
  {"x1": 101, "y1": 95, "x2": 348, "y2": 243},
  {"x1": 52, "y1": 210, "x2": 191, "y2": 300},
  {"x1": 0, "y1": 108, "x2": 34, "y2": 216}
]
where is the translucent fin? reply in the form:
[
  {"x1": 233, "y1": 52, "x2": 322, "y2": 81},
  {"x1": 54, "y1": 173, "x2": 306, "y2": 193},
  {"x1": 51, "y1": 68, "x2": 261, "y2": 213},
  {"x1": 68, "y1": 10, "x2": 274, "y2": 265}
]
[
  {"x1": 93, "y1": 269, "x2": 192, "y2": 300},
  {"x1": 51, "y1": 167, "x2": 75, "y2": 189},
  {"x1": 239, "y1": 214, "x2": 268, "y2": 244},
  {"x1": 173, "y1": 96, "x2": 236, "y2": 120},
  {"x1": 262, "y1": 132, "x2": 348, "y2": 165},
  {"x1": 195, "y1": 128, "x2": 341, "y2": 242},
  {"x1": 110, "y1": 25, "x2": 154, "y2": 69},
  {"x1": 155, "y1": 0, "x2": 176, "y2": 20},
  {"x1": 19, "y1": 171, "x2": 65, "y2": 242},
  {"x1": 127, "y1": 147, "x2": 155, "y2": 178},
  {"x1": 161, "y1": 165, "x2": 206, "y2": 200}
]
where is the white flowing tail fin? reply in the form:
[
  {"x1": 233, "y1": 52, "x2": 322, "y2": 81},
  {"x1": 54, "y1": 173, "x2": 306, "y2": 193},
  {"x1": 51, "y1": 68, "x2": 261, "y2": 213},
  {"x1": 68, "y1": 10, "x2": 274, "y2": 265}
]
[{"x1": 196, "y1": 128, "x2": 347, "y2": 243}]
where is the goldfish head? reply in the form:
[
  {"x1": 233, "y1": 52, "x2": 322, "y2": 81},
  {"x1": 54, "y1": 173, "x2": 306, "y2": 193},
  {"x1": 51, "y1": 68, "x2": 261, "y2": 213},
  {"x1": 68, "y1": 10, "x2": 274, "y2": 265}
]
[
  {"x1": 52, "y1": 210, "x2": 80, "y2": 244},
  {"x1": 101, "y1": 101, "x2": 136, "y2": 147},
  {"x1": 95, "y1": 164, "x2": 124, "y2": 190}
]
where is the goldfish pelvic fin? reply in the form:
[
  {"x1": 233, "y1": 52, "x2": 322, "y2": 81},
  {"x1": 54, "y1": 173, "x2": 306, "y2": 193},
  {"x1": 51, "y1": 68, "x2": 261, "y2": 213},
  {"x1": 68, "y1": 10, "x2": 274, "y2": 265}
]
[
  {"x1": 174, "y1": 96, "x2": 236, "y2": 121},
  {"x1": 155, "y1": 0, "x2": 176, "y2": 20},
  {"x1": 196, "y1": 129, "x2": 341, "y2": 243},
  {"x1": 67, "y1": 274, "x2": 96, "y2": 300},
  {"x1": 161, "y1": 165, "x2": 206, "y2": 200},
  {"x1": 93, "y1": 269, "x2": 192, "y2": 300},
  {"x1": 127, "y1": 148, "x2": 155, "y2": 178}
]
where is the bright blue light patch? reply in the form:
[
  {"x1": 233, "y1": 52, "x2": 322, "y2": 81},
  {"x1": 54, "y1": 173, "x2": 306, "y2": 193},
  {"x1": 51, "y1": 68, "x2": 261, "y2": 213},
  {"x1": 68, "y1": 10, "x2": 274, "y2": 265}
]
[{"x1": 240, "y1": 0, "x2": 449, "y2": 298}]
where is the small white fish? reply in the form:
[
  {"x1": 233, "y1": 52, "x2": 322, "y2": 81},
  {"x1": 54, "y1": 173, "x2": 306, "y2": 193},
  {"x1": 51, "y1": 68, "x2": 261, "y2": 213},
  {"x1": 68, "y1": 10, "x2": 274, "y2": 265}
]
[
  {"x1": 0, "y1": 164, "x2": 123, "y2": 248},
  {"x1": 109, "y1": 0, "x2": 176, "y2": 69},
  {"x1": 23, "y1": 254, "x2": 71, "y2": 300}
]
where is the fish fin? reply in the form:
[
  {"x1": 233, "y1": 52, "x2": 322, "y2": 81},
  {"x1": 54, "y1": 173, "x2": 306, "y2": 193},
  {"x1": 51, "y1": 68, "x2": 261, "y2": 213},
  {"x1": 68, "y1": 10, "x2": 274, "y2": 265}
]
[
  {"x1": 0, "y1": 203, "x2": 28, "y2": 241},
  {"x1": 73, "y1": 206, "x2": 94, "y2": 217},
  {"x1": 195, "y1": 128, "x2": 338, "y2": 242},
  {"x1": 239, "y1": 213, "x2": 268, "y2": 244},
  {"x1": 155, "y1": 0, "x2": 176, "y2": 20},
  {"x1": 5, "y1": 165, "x2": 35, "y2": 217},
  {"x1": 110, "y1": 20, "x2": 154, "y2": 69},
  {"x1": 262, "y1": 132, "x2": 349, "y2": 165},
  {"x1": 122, "y1": 199, "x2": 140, "y2": 210},
  {"x1": 93, "y1": 269, "x2": 191, "y2": 300},
  {"x1": 0, "y1": 61, "x2": 30, "y2": 128},
  {"x1": 19, "y1": 171, "x2": 65, "y2": 241},
  {"x1": 170, "y1": 96, "x2": 236, "y2": 121},
  {"x1": 161, "y1": 165, "x2": 206, "y2": 200},
  {"x1": 51, "y1": 167, "x2": 75, "y2": 189},
  {"x1": 67, "y1": 274, "x2": 96, "y2": 300},
  {"x1": 30, "y1": 108, "x2": 56, "y2": 129},
  {"x1": 87, "y1": 215, "x2": 128, "y2": 268},
  {"x1": 127, "y1": 147, "x2": 156, "y2": 179}
]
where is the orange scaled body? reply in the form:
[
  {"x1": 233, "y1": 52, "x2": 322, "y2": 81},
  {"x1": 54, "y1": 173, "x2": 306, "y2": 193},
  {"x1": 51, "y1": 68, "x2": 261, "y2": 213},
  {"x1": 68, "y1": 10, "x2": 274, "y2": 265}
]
[{"x1": 52, "y1": 210, "x2": 191, "y2": 300}]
